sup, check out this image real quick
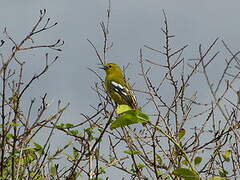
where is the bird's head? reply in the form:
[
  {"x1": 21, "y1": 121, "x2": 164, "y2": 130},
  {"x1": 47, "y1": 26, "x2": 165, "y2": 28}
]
[{"x1": 100, "y1": 63, "x2": 123, "y2": 76}]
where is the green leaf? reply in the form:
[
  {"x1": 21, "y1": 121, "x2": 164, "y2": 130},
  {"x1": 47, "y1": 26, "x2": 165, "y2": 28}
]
[
  {"x1": 116, "y1": 104, "x2": 132, "y2": 114},
  {"x1": 209, "y1": 177, "x2": 227, "y2": 180},
  {"x1": 237, "y1": 90, "x2": 240, "y2": 104},
  {"x1": 156, "y1": 154, "x2": 163, "y2": 165},
  {"x1": 64, "y1": 152, "x2": 75, "y2": 161},
  {"x1": 194, "y1": 156, "x2": 202, "y2": 167},
  {"x1": 124, "y1": 149, "x2": 141, "y2": 155},
  {"x1": 33, "y1": 142, "x2": 42, "y2": 150},
  {"x1": 222, "y1": 150, "x2": 231, "y2": 162},
  {"x1": 6, "y1": 133, "x2": 14, "y2": 140},
  {"x1": 172, "y1": 168, "x2": 200, "y2": 180},
  {"x1": 178, "y1": 128, "x2": 186, "y2": 140},
  {"x1": 99, "y1": 167, "x2": 106, "y2": 174},
  {"x1": 69, "y1": 130, "x2": 79, "y2": 136},
  {"x1": 50, "y1": 164, "x2": 57, "y2": 176},
  {"x1": 219, "y1": 169, "x2": 228, "y2": 177},
  {"x1": 137, "y1": 163, "x2": 145, "y2": 169},
  {"x1": 10, "y1": 122, "x2": 21, "y2": 127},
  {"x1": 33, "y1": 142, "x2": 44, "y2": 155},
  {"x1": 65, "y1": 123, "x2": 74, "y2": 128},
  {"x1": 73, "y1": 147, "x2": 80, "y2": 159},
  {"x1": 110, "y1": 109, "x2": 150, "y2": 129},
  {"x1": 22, "y1": 149, "x2": 37, "y2": 164},
  {"x1": 57, "y1": 123, "x2": 65, "y2": 128},
  {"x1": 156, "y1": 170, "x2": 163, "y2": 177},
  {"x1": 90, "y1": 178, "x2": 103, "y2": 180},
  {"x1": 181, "y1": 159, "x2": 189, "y2": 166}
]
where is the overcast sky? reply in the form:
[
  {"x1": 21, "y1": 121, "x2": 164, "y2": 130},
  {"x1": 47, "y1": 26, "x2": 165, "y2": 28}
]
[
  {"x1": 1, "y1": 0, "x2": 240, "y2": 121},
  {"x1": 1, "y1": 0, "x2": 240, "y2": 178}
]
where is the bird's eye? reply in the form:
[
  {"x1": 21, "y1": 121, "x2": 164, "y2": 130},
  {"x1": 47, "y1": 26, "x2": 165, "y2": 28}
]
[{"x1": 108, "y1": 65, "x2": 112, "y2": 68}]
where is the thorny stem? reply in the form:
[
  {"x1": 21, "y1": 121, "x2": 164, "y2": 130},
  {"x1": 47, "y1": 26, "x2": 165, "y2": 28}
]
[
  {"x1": 0, "y1": 9, "x2": 63, "y2": 179},
  {"x1": 0, "y1": 65, "x2": 7, "y2": 177},
  {"x1": 150, "y1": 123, "x2": 198, "y2": 174},
  {"x1": 66, "y1": 111, "x2": 114, "y2": 179}
]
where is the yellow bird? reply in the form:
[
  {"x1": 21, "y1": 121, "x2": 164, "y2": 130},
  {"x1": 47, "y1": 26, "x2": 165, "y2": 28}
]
[{"x1": 101, "y1": 63, "x2": 138, "y2": 109}]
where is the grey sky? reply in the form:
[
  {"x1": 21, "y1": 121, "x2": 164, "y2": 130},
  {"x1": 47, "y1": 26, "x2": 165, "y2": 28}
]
[
  {"x1": 1, "y1": 0, "x2": 240, "y2": 117},
  {"x1": 1, "y1": 0, "x2": 240, "y2": 178}
]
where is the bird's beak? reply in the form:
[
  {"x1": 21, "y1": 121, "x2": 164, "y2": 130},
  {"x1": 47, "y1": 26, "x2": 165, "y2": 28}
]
[{"x1": 99, "y1": 64, "x2": 107, "y2": 70}]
